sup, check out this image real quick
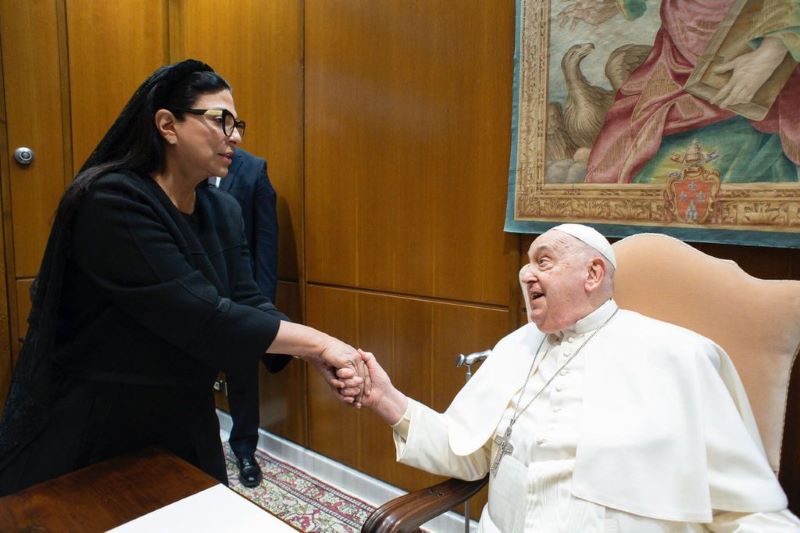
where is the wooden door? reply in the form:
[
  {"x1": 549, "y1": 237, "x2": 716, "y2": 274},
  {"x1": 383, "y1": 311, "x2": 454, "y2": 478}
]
[
  {"x1": 66, "y1": 0, "x2": 168, "y2": 169},
  {"x1": 0, "y1": 0, "x2": 69, "y2": 399},
  {"x1": 0, "y1": 0, "x2": 167, "y2": 404}
]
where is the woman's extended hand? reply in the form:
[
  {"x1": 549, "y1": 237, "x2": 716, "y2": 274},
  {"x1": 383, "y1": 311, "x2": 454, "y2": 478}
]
[
  {"x1": 266, "y1": 321, "x2": 371, "y2": 406},
  {"x1": 317, "y1": 337, "x2": 371, "y2": 407}
]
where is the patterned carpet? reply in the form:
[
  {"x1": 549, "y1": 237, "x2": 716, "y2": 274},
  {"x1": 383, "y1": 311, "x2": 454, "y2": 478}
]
[{"x1": 224, "y1": 445, "x2": 376, "y2": 532}]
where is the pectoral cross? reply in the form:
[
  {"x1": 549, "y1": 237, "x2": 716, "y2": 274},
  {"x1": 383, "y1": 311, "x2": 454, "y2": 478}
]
[{"x1": 490, "y1": 425, "x2": 514, "y2": 477}]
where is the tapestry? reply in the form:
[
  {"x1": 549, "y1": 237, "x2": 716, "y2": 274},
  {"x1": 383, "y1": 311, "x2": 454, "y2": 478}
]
[{"x1": 505, "y1": 0, "x2": 800, "y2": 247}]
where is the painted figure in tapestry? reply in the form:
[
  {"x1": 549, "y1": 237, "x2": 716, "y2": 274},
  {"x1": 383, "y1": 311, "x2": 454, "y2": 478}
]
[{"x1": 545, "y1": 0, "x2": 800, "y2": 185}]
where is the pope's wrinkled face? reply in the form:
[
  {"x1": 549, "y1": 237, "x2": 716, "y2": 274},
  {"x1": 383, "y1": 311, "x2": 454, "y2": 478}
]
[{"x1": 521, "y1": 230, "x2": 593, "y2": 333}]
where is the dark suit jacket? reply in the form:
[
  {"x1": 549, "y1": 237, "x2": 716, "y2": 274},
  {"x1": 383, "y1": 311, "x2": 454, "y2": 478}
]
[
  {"x1": 219, "y1": 148, "x2": 288, "y2": 374},
  {"x1": 220, "y1": 148, "x2": 278, "y2": 301}
]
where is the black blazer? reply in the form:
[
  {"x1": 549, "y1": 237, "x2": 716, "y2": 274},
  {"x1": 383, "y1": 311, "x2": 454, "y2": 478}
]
[
  {"x1": 220, "y1": 148, "x2": 279, "y2": 301},
  {"x1": 0, "y1": 171, "x2": 288, "y2": 494}
]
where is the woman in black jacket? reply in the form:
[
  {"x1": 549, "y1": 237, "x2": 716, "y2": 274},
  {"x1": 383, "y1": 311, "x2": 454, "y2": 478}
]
[{"x1": 0, "y1": 59, "x2": 367, "y2": 495}]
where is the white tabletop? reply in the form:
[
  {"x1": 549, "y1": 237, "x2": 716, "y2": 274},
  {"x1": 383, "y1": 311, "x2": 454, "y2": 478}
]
[{"x1": 109, "y1": 484, "x2": 297, "y2": 532}]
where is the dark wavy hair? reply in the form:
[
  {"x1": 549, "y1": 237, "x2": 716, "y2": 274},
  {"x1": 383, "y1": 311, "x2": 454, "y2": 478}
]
[{"x1": 61, "y1": 59, "x2": 231, "y2": 221}]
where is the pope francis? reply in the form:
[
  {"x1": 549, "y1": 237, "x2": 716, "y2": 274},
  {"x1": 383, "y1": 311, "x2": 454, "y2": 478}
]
[{"x1": 359, "y1": 224, "x2": 800, "y2": 532}]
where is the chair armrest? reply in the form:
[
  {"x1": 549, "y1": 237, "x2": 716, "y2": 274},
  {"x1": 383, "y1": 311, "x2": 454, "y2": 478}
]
[{"x1": 361, "y1": 475, "x2": 488, "y2": 533}]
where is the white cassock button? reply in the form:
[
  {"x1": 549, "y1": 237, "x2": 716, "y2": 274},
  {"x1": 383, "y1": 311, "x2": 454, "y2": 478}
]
[
  {"x1": 536, "y1": 437, "x2": 545, "y2": 445},
  {"x1": 555, "y1": 384, "x2": 563, "y2": 392},
  {"x1": 559, "y1": 369, "x2": 569, "y2": 376}
]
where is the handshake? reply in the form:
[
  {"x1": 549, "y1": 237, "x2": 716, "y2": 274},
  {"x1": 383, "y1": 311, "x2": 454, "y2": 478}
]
[
  {"x1": 310, "y1": 334, "x2": 489, "y2": 424},
  {"x1": 271, "y1": 323, "x2": 486, "y2": 425},
  {"x1": 312, "y1": 336, "x2": 409, "y2": 425},
  {"x1": 309, "y1": 336, "x2": 371, "y2": 407},
  {"x1": 266, "y1": 321, "x2": 406, "y2": 420}
]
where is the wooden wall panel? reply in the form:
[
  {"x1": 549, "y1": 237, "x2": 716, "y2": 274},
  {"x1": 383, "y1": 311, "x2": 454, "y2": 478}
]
[
  {"x1": 258, "y1": 355, "x2": 306, "y2": 444},
  {"x1": 304, "y1": 0, "x2": 517, "y2": 513},
  {"x1": 0, "y1": 47, "x2": 9, "y2": 408},
  {"x1": 358, "y1": 291, "x2": 438, "y2": 490},
  {"x1": 0, "y1": 0, "x2": 67, "y2": 278},
  {"x1": 260, "y1": 280, "x2": 305, "y2": 444},
  {"x1": 305, "y1": 0, "x2": 516, "y2": 305},
  {"x1": 306, "y1": 284, "x2": 510, "y2": 498},
  {"x1": 430, "y1": 304, "x2": 510, "y2": 412},
  {"x1": 306, "y1": 284, "x2": 361, "y2": 466},
  {"x1": 174, "y1": 0, "x2": 304, "y2": 281},
  {"x1": 66, "y1": 0, "x2": 168, "y2": 172}
]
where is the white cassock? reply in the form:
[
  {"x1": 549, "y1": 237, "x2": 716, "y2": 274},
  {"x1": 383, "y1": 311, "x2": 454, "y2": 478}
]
[{"x1": 393, "y1": 300, "x2": 800, "y2": 532}]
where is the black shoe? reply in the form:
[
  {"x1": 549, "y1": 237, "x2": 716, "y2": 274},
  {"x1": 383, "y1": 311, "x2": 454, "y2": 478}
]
[{"x1": 237, "y1": 455, "x2": 263, "y2": 488}]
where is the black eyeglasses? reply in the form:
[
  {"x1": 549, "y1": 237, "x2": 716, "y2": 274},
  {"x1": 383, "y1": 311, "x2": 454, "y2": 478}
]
[{"x1": 174, "y1": 108, "x2": 246, "y2": 138}]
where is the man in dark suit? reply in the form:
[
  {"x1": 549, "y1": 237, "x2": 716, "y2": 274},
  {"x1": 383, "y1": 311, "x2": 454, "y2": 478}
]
[{"x1": 214, "y1": 147, "x2": 291, "y2": 487}]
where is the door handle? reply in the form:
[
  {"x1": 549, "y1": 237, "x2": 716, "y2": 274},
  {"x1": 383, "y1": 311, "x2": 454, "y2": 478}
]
[{"x1": 14, "y1": 147, "x2": 34, "y2": 166}]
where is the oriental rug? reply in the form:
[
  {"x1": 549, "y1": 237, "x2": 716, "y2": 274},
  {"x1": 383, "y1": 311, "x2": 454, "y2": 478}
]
[{"x1": 223, "y1": 444, "x2": 375, "y2": 532}]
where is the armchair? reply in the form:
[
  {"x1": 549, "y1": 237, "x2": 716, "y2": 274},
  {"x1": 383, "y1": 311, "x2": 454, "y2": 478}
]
[{"x1": 361, "y1": 233, "x2": 800, "y2": 532}]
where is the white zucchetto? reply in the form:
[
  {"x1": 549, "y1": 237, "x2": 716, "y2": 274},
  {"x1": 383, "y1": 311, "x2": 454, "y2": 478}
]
[{"x1": 551, "y1": 223, "x2": 617, "y2": 268}]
